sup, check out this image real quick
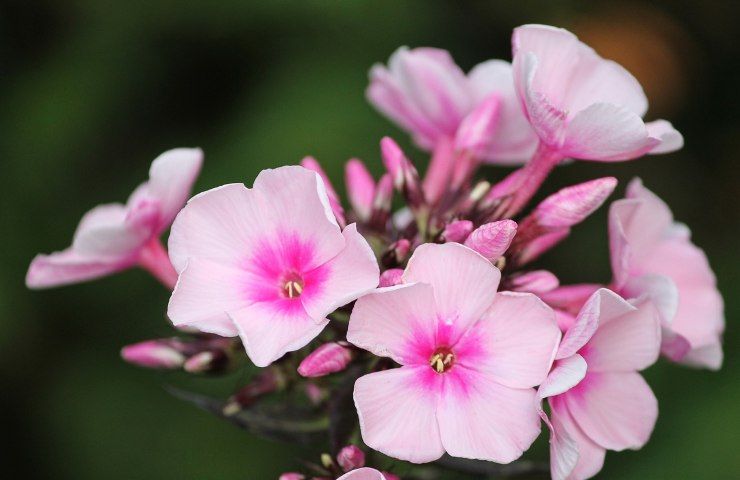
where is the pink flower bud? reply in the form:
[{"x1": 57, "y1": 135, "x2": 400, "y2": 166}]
[
  {"x1": 297, "y1": 343, "x2": 353, "y2": 378},
  {"x1": 380, "y1": 137, "x2": 423, "y2": 208},
  {"x1": 337, "y1": 445, "x2": 366, "y2": 472},
  {"x1": 423, "y1": 136, "x2": 455, "y2": 204},
  {"x1": 278, "y1": 473, "x2": 305, "y2": 480},
  {"x1": 121, "y1": 340, "x2": 185, "y2": 369},
  {"x1": 382, "y1": 239, "x2": 410, "y2": 266},
  {"x1": 183, "y1": 350, "x2": 229, "y2": 374},
  {"x1": 301, "y1": 156, "x2": 346, "y2": 227},
  {"x1": 379, "y1": 268, "x2": 404, "y2": 287},
  {"x1": 454, "y1": 94, "x2": 501, "y2": 154},
  {"x1": 345, "y1": 158, "x2": 375, "y2": 221},
  {"x1": 369, "y1": 174, "x2": 394, "y2": 230},
  {"x1": 533, "y1": 177, "x2": 617, "y2": 228},
  {"x1": 508, "y1": 270, "x2": 559, "y2": 294},
  {"x1": 442, "y1": 220, "x2": 474, "y2": 243},
  {"x1": 464, "y1": 220, "x2": 517, "y2": 260},
  {"x1": 381, "y1": 473, "x2": 401, "y2": 480},
  {"x1": 514, "y1": 227, "x2": 570, "y2": 265}
]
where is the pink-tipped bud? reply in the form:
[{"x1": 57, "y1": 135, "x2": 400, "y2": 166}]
[
  {"x1": 183, "y1": 350, "x2": 228, "y2": 374},
  {"x1": 345, "y1": 158, "x2": 375, "y2": 221},
  {"x1": 515, "y1": 227, "x2": 570, "y2": 265},
  {"x1": 379, "y1": 268, "x2": 404, "y2": 287},
  {"x1": 533, "y1": 177, "x2": 618, "y2": 228},
  {"x1": 278, "y1": 473, "x2": 305, "y2": 480},
  {"x1": 442, "y1": 220, "x2": 474, "y2": 243},
  {"x1": 423, "y1": 136, "x2": 455, "y2": 204},
  {"x1": 121, "y1": 340, "x2": 185, "y2": 369},
  {"x1": 337, "y1": 445, "x2": 366, "y2": 472},
  {"x1": 297, "y1": 343, "x2": 353, "y2": 378},
  {"x1": 464, "y1": 220, "x2": 517, "y2": 261},
  {"x1": 454, "y1": 94, "x2": 501, "y2": 154},
  {"x1": 383, "y1": 239, "x2": 411, "y2": 266},
  {"x1": 508, "y1": 270, "x2": 559, "y2": 294},
  {"x1": 369, "y1": 173, "x2": 394, "y2": 230},
  {"x1": 380, "y1": 137, "x2": 406, "y2": 188},
  {"x1": 301, "y1": 156, "x2": 346, "y2": 227}
]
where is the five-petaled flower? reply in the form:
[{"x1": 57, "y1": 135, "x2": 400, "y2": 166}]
[
  {"x1": 166, "y1": 165, "x2": 380, "y2": 367},
  {"x1": 609, "y1": 178, "x2": 724, "y2": 369},
  {"x1": 348, "y1": 242, "x2": 561, "y2": 463}
]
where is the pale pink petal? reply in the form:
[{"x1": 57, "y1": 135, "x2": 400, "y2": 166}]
[
  {"x1": 549, "y1": 397, "x2": 606, "y2": 480},
  {"x1": 454, "y1": 94, "x2": 501, "y2": 155},
  {"x1": 301, "y1": 156, "x2": 346, "y2": 227},
  {"x1": 538, "y1": 354, "x2": 587, "y2": 399},
  {"x1": 556, "y1": 288, "x2": 627, "y2": 359},
  {"x1": 681, "y1": 342, "x2": 723, "y2": 370},
  {"x1": 354, "y1": 367, "x2": 445, "y2": 463},
  {"x1": 562, "y1": 103, "x2": 658, "y2": 161},
  {"x1": 508, "y1": 270, "x2": 559, "y2": 294},
  {"x1": 301, "y1": 224, "x2": 379, "y2": 321},
  {"x1": 470, "y1": 291, "x2": 560, "y2": 388},
  {"x1": 645, "y1": 120, "x2": 684, "y2": 154},
  {"x1": 403, "y1": 243, "x2": 500, "y2": 331},
  {"x1": 72, "y1": 203, "x2": 147, "y2": 257},
  {"x1": 564, "y1": 371, "x2": 658, "y2": 451},
  {"x1": 436, "y1": 369, "x2": 541, "y2": 463},
  {"x1": 167, "y1": 259, "x2": 245, "y2": 336},
  {"x1": 230, "y1": 301, "x2": 328, "y2": 367},
  {"x1": 167, "y1": 183, "x2": 265, "y2": 273},
  {"x1": 422, "y1": 135, "x2": 455, "y2": 204},
  {"x1": 540, "y1": 284, "x2": 600, "y2": 316},
  {"x1": 146, "y1": 147, "x2": 203, "y2": 229},
  {"x1": 347, "y1": 282, "x2": 437, "y2": 365},
  {"x1": 26, "y1": 250, "x2": 126, "y2": 289},
  {"x1": 621, "y1": 274, "x2": 678, "y2": 324},
  {"x1": 337, "y1": 468, "x2": 386, "y2": 480},
  {"x1": 660, "y1": 327, "x2": 691, "y2": 362},
  {"x1": 345, "y1": 158, "x2": 376, "y2": 221}
]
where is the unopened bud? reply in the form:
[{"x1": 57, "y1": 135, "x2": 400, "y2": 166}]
[
  {"x1": 337, "y1": 445, "x2": 365, "y2": 472},
  {"x1": 464, "y1": 220, "x2": 518, "y2": 261},
  {"x1": 320, "y1": 453, "x2": 334, "y2": 469},
  {"x1": 183, "y1": 349, "x2": 229, "y2": 374},
  {"x1": 121, "y1": 340, "x2": 185, "y2": 369},
  {"x1": 533, "y1": 177, "x2": 617, "y2": 228},
  {"x1": 382, "y1": 239, "x2": 411, "y2": 266},
  {"x1": 369, "y1": 174, "x2": 393, "y2": 230},
  {"x1": 345, "y1": 158, "x2": 375, "y2": 222},
  {"x1": 301, "y1": 156, "x2": 346, "y2": 227},
  {"x1": 442, "y1": 220, "x2": 474, "y2": 243},
  {"x1": 380, "y1": 137, "x2": 423, "y2": 208},
  {"x1": 379, "y1": 268, "x2": 404, "y2": 287},
  {"x1": 297, "y1": 343, "x2": 353, "y2": 378},
  {"x1": 223, "y1": 368, "x2": 283, "y2": 415},
  {"x1": 454, "y1": 94, "x2": 501, "y2": 154},
  {"x1": 514, "y1": 227, "x2": 569, "y2": 265},
  {"x1": 278, "y1": 473, "x2": 305, "y2": 480}
]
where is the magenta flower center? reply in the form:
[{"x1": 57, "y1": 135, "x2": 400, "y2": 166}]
[
  {"x1": 429, "y1": 347, "x2": 455, "y2": 374},
  {"x1": 281, "y1": 273, "x2": 305, "y2": 299}
]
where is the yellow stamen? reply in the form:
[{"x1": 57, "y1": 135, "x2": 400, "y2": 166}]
[{"x1": 284, "y1": 280, "x2": 304, "y2": 298}]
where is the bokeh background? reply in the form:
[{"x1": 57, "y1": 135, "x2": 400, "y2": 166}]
[{"x1": 2, "y1": 1, "x2": 739, "y2": 478}]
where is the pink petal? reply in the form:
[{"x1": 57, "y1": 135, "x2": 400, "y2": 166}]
[
  {"x1": 378, "y1": 268, "x2": 404, "y2": 287},
  {"x1": 454, "y1": 94, "x2": 501, "y2": 155},
  {"x1": 230, "y1": 300, "x2": 328, "y2": 367},
  {"x1": 354, "y1": 367, "x2": 445, "y2": 463},
  {"x1": 682, "y1": 342, "x2": 723, "y2": 370},
  {"x1": 556, "y1": 288, "x2": 627, "y2": 359},
  {"x1": 562, "y1": 103, "x2": 658, "y2": 161},
  {"x1": 540, "y1": 284, "x2": 601, "y2": 316},
  {"x1": 621, "y1": 274, "x2": 679, "y2": 324},
  {"x1": 347, "y1": 282, "x2": 437, "y2": 365},
  {"x1": 301, "y1": 156, "x2": 346, "y2": 227},
  {"x1": 660, "y1": 327, "x2": 692, "y2": 362},
  {"x1": 436, "y1": 369, "x2": 540, "y2": 463},
  {"x1": 301, "y1": 223, "x2": 379, "y2": 321},
  {"x1": 538, "y1": 354, "x2": 587, "y2": 399},
  {"x1": 472, "y1": 291, "x2": 560, "y2": 388},
  {"x1": 337, "y1": 468, "x2": 386, "y2": 480},
  {"x1": 145, "y1": 147, "x2": 203, "y2": 229},
  {"x1": 508, "y1": 270, "x2": 559, "y2": 294},
  {"x1": 549, "y1": 397, "x2": 606, "y2": 480},
  {"x1": 167, "y1": 259, "x2": 245, "y2": 336},
  {"x1": 403, "y1": 243, "x2": 500, "y2": 332},
  {"x1": 563, "y1": 371, "x2": 658, "y2": 451},
  {"x1": 645, "y1": 120, "x2": 684, "y2": 154},
  {"x1": 26, "y1": 250, "x2": 126, "y2": 289},
  {"x1": 73, "y1": 203, "x2": 148, "y2": 257},
  {"x1": 422, "y1": 135, "x2": 456, "y2": 204},
  {"x1": 345, "y1": 158, "x2": 376, "y2": 221}
]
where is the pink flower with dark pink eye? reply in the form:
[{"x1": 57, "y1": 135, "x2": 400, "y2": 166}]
[
  {"x1": 167, "y1": 165, "x2": 379, "y2": 367},
  {"x1": 26, "y1": 148, "x2": 202, "y2": 290},
  {"x1": 512, "y1": 24, "x2": 683, "y2": 162},
  {"x1": 538, "y1": 288, "x2": 661, "y2": 480},
  {"x1": 609, "y1": 178, "x2": 724, "y2": 369},
  {"x1": 367, "y1": 47, "x2": 537, "y2": 164},
  {"x1": 348, "y1": 243, "x2": 561, "y2": 463}
]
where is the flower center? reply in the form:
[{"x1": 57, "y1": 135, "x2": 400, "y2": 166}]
[
  {"x1": 282, "y1": 276, "x2": 304, "y2": 298},
  {"x1": 429, "y1": 347, "x2": 455, "y2": 374}
]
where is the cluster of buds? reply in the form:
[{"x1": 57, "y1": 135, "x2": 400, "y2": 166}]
[{"x1": 28, "y1": 24, "x2": 724, "y2": 480}]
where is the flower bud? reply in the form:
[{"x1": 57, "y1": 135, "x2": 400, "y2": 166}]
[
  {"x1": 369, "y1": 174, "x2": 393, "y2": 230},
  {"x1": 301, "y1": 156, "x2": 346, "y2": 227},
  {"x1": 380, "y1": 137, "x2": 423, "y2": 208},
  {"x1": 337, "y1": 445, "x2": 366, "y2": 472},
  {"x1": 345, "y1": 158, "x2": 375, "y2": 222},
  {"x1": 223, "y1": 368, "x2": 283, "y2": 416},
  {"x1": 297, "y1": 343, "x2": 353, "y2": 378},
  {"x1": 183, "y1": 350, "x2": 229, "y2": 374},
  {"x1": 514, "y1": 227, "x2": 569, "y2": 265},
  {"x1": 464, "y1": 220, "x2": 517, "y2": 261},
  {"x1": 454, "y1": 94, "x2": 501, "y2": 155},
  {"x1": 381, "y1": 473, "x2": 401, "y2": 480},
  {"x1": 442, "y1": 220, "x2": 474, "y2": 243},
  {"x1": 382, "y1": 239, "x2": 411, "y2": 267},
  {"x1": 121, "y1": 340, "x2": 185, "y2": 369},
  {"x1": 423, "y1": 136, "x2": 455, "y2": 204},
  {"x1": 278, "y1": 473, "x2": 305, "y2": 480},
  {"x1": 533, "y1": 177, "x2": 617, "y2": 228},
  {"x1": 508, "y1": 270, "x2": 559, "y2": 294},
  {"x1": 379, "y1": 268, "x2": 404, "y2": 287}
]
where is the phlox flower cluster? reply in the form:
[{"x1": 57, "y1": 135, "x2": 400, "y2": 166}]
[{"x1": 28, "y1": 25, "x2": 724, "y2": 480}]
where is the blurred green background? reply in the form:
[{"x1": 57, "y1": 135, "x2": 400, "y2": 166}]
[{"x1": 1, "y1": 1, "x2": 738, "y2": 478}]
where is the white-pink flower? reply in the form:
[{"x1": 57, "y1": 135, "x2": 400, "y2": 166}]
[
  {"x1": 367, "y1": 47, "x2": 537, "y2": 164},
  {"x1": 167, "y1": 165, "x2": 379, "y2": 367},
  {"x1": 512, "y1": 24, "x2": 683, "y2": 162},
  {"x1": 539, "y1": 288, "x2": 661, "y2": 480},
  {"x1": 609, "y1": 178, "x2": 724, "y2": 369},
  {"x1": 26, "y1": 148, "x2": 203, "y2": 289},
  {"x1": 348, "y1": 243, "x2": 561, "y2": 463}
]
